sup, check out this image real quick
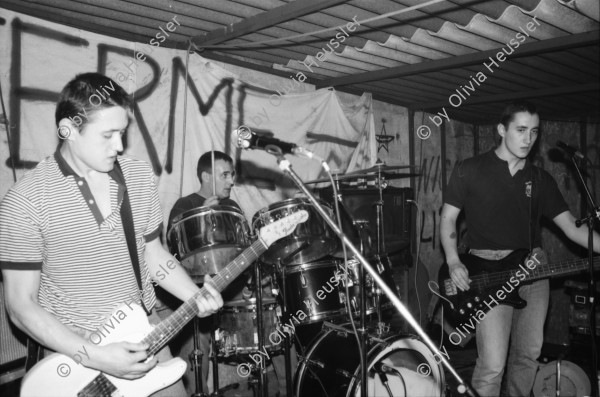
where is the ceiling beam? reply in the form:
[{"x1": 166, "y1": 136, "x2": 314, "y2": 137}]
[
  {"x1": 412, "y1": 83, "x2": 600, "y2": 110},
  {"x1": 317, "y1": 31, "x2": 600, "y2": 88},
  {"x1": 199, "y1": 51, "x2": 415, "y2": 109},
  {"x1": 191, "y1": 0, "x2": 349, "y2": 48}
]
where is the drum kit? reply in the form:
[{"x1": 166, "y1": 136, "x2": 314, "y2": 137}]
[{"x1": 167, "y1": 163, "x2": 447, "y2": 397}]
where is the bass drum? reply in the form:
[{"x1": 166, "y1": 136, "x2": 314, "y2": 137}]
[{"x1": 294, "y1": 325, "x2": 445, "y2": 397}]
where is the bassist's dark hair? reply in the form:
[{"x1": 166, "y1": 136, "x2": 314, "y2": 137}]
[{"x1": 499, "y1": 101, "x2": 538, "y2": 129}]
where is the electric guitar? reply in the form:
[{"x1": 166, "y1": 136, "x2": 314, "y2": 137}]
[
  {"x1": 438, "y1": 249, "x2": 599, "y2": 327},
  {"x1": 20, "y1": 210, "x2": 309, "y2": 397}
]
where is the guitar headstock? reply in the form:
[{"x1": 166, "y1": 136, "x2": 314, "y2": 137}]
[{"x1": 259, "y1": 210, "x2": 309, "y2": 247}]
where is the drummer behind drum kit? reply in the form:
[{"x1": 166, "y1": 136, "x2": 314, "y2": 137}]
[{"x1": 168, "y1": 163, "x2": 447, "y2": 397}]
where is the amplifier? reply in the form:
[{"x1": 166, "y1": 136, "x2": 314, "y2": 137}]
[{"x1": 565, "y1": 279, "x2": 600, "y2": 336}]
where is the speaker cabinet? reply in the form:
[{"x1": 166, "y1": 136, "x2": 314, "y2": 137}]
[{"x1": 318, "y1": 187, "x2": 414, "y2": 249}]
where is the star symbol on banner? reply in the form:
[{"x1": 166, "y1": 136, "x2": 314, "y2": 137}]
[{"x1": 376, "y1": 118, "x2": 395, "y2": 153}]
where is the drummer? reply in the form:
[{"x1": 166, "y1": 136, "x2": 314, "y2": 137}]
[
  {"x1": 164, "y1": 150, "x2": 294, "y2": 396},
  {"x1": 168, "y1": 150, "x2": 239, "y2": 228},
  {"x1": 165, "y1": 150, "x2": 238, "y2": 394}
]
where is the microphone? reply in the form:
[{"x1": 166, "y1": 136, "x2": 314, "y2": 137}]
[
  {"x1": 556, "y1": 140, "x2": 585, "y2": 160},
  {"x1": 235, "y1": 125, "x2": 321, "y2": 160},
  {"x1": 372, "y1": 362, "x2": 394, "y2": 397},
  {"x1": 373, "y1": 362, "x2": 395, "y2": 374}
]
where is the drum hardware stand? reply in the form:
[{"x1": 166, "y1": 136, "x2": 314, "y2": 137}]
[
  {"x1": 277, "y1": 257, "x2": 295, "y2": 397},
  {"x1": 270, "y1": 148, "x2": 479, "y2": 397},
  {"x1": 565, "y1": 151, "x2": 599, "y2": 397},
  {"x1": 374, "y1": 172, "x2": 388, "y2": 254},
  {"x1": 253, "y1": 261, "x2": 269, "y2": 397},
  {"x1": 191, "y1": 317, "x2": 208, "y2": 397},
  {"x1": 352, "y1": 218, "x2": 369, "y2": 397},
  {"x1": 210, "y1": 328, "x2": 222, "y2": 397}
]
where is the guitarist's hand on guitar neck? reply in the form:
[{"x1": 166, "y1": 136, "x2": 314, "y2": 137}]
[
  {"x1": 85, "y1": 341, "x2": 159, "y2": 380},
  {"x1": 194, "y1": 279, "x2": 223, "y2": 318},
  {"x1": 448, "y1": 258, "x2": 471, "y2": 291}
]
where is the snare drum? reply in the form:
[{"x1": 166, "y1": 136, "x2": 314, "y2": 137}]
[
  {"x1": 294, "y1": 324, "x2": 445, "y2": 397},
  {"x1": 252, "y1": 198, "x2": 337, "y2": 266},
  {"x1": 279, "y1": 259, "x2": 344, "y2": 324},
  {"x1": 215, "y1": 298, "x2": 281, "y2": 357},
  {"x1": 167, "y1": 205, "x2": 251, "y2": 280}
]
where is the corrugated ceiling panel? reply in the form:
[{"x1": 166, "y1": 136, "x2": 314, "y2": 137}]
[
  {"x1": 374, "y1": 36, "x2": 447, "y2": 60},
  {"x1": 565, "y1": 0, "x2": 600, "y2": 21},
  {"x1": 433, "y1": 22, "x2": 503, "y2": 50},
  {"x1": 531, "y1": 0, "x2": 599, "y2": 32},
  {"x1": 1, "y1": 0, "x2": 597, "y2": 121}
]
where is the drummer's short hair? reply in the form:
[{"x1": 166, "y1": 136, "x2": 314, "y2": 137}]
[{"x1": 197, "y1": 151, "x2": 234, "y2": 180}]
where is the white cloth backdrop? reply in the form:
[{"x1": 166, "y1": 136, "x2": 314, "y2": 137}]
[{"x1": 0, "y1": 9, "x2": 377, "y2": 234}]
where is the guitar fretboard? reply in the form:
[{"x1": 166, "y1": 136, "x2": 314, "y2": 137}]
[
  {"x1": 143, "y1": 239, "x2": 266, "y2": 355},
  {"x1": 470, "y1": 256, "x2": 599, "y2": 290}
]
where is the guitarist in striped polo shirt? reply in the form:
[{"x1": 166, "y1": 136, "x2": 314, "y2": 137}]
[
  {"x1": 440, "y1": 101, "x2": 599, "y2": 396},
  {"x1": 0, "y1": 73, "x2": 223, "y2": 396}
]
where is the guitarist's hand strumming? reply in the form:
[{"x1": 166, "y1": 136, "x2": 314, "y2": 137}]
[{"x1": 88, "y1": 341, "x2": 158, "y2": 380}]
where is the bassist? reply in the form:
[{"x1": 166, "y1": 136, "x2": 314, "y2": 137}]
[{"x1": 440, "y1": 101, "x2": 600, "y2": 396}]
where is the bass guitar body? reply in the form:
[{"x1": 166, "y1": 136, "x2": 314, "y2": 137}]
[{"x1": 438, "y1": 249, "x2": 533, "y2": 327}]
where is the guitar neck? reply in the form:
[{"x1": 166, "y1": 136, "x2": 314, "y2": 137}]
[
  {"x1": 521, "y1": 256, "x2": 599, "y2": 282},
  {"x1": 143, "y1": 239, "x2": 266, "y2": 355},
  {"x1": 471, "y1": 255, "x2": 600, "y2": 290}
]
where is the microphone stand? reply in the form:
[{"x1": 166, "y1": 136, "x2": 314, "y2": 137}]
[
  {"x1": 267, "y1": 147, "x2": 478, "y2": 397},
  {"x1": 568, "y1": 155, "x2": 599, "y2": 397}
]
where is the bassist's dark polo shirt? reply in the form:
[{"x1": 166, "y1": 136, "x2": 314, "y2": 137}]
[{"x1": 445, "y1": 150, "x2": 569, "y2": 250}]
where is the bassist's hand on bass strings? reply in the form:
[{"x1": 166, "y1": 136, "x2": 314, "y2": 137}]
[{"x1": 448, "y1": 259, "x2": 471, "y2": 291}]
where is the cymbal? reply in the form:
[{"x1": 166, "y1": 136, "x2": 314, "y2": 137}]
[
  {"x1": 305, "y1": 164, "x2": 419, "y2": 184},
  {"x1": 345, "y1": 164, "x2": 417, "y2": 176},
  {"x1": 305, "y1": 171, "x2": 418, "y2": 184}
]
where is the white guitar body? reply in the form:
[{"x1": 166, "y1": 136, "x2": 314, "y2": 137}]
[
  {"x1": 20, "y1": 210, "x2": 309, "y2": 397},
  {"x1": 21, "y1": 304, "x2": 186, "y2": 397}
]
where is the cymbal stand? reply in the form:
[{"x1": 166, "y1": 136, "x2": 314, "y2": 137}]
[
  {"x1": 271, "y1": 150, "x2": 478, "y2": 397},
  {"x1": 372, "y1": 172, "x2": 392, "y2": 337},
  {"x1": 374, "y1": 170, "x2": 388, "y2": 254},
  {"x1": 277, "y1": 261, "x2": 294, "y2": 397},
  {"x1": 334, "y1": 189, "x2": 369, "y2": 396},
  {"x1": 191, "y1": 318, "x2": 208, "y2": 397},
  {"x1": 210, "y1": 321, "x2": 221, "y2": 396},
  {"x1": 253, "y1": 262, "x2": 269, "y2": 397},
  {"x1": 358, "y1": 224, "x2": 368, "y2": 397}
]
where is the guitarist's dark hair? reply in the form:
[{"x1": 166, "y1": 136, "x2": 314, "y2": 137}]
[{"x1": 499, "y1": 101, "x2": 538, "y2": 129}]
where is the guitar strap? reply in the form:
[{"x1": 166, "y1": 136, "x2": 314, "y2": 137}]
[
  {"x1": 529, "y1": 166, "x2": 541, "y2": 252},
  {"x1": 26, "y1": 162, "x2": 151, "y2": 365},
  {"x1": 116, "y1": 161, "x2": 151, "y2": 315}
]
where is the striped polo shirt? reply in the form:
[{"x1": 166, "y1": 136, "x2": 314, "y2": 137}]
[{"x1": 0, "y1": 150, "x2": 161, "y2": 331}]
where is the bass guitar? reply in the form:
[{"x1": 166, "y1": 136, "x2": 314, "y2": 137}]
[
  {"x1": 21, "y1": 210, "x2": 309, "y2": 397},
  {"x1": 438, "y1": 249, "x2": 599, "y2": 327}
]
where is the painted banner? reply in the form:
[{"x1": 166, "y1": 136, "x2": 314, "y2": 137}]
[{"x1": 0, "y1": 9, "x2": 377, "y2": 231}]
